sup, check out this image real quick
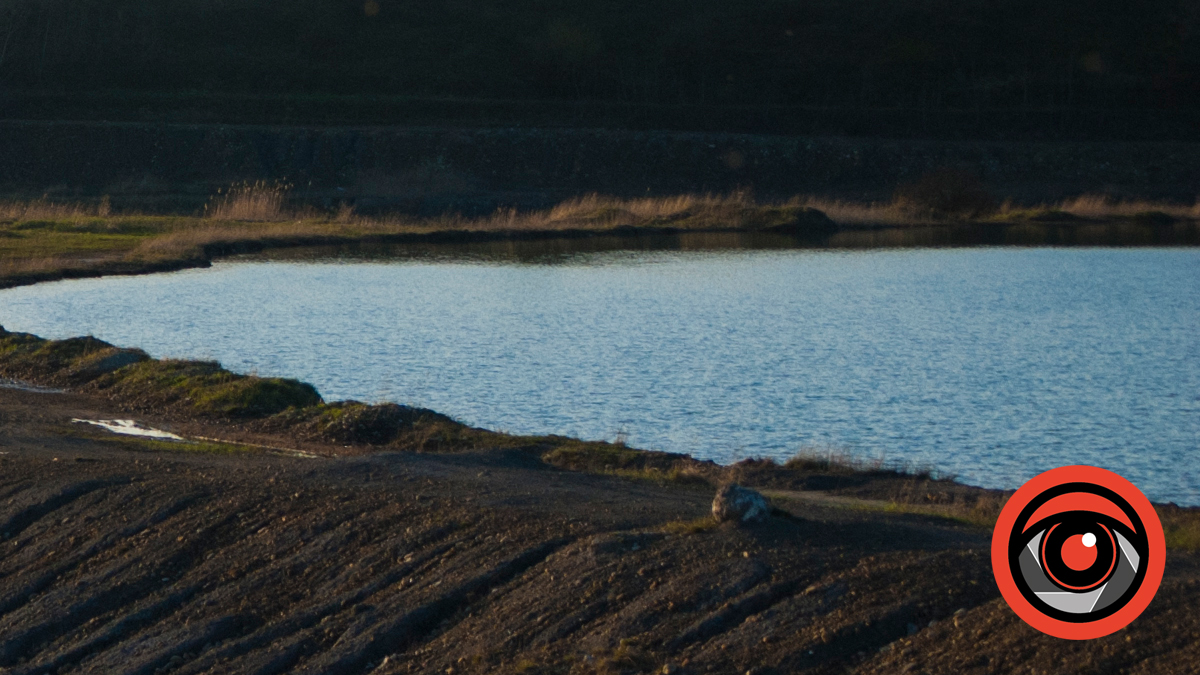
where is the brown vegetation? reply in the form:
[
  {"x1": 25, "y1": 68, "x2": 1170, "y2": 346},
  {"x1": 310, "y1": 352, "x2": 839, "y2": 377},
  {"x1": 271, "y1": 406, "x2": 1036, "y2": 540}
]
[
  {"x1": 202, "y1": 181, "x2": 293, "y2": 222},
  {"x1": 2, "y1": 187, "x2": 1199, "y2": 291}
]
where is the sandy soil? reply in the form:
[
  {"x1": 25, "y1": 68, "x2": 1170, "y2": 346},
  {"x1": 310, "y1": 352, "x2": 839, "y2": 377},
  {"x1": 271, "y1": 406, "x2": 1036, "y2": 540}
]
[{"x1": 1, "y1": 386, "x2": 1198, "y2": 675}]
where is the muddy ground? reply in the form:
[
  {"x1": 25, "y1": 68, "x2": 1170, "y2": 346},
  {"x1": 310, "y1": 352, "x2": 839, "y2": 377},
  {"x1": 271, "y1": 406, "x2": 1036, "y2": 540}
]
[{"x1": 1, "y1": 386, "x2": 1198, "y2": 675}]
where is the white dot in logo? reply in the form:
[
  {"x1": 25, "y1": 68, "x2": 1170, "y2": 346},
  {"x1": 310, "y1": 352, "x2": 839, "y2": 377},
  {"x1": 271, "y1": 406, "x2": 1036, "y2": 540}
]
[{"x1": 1082, "y1": 533, "x2": 1097, "y2": 548}]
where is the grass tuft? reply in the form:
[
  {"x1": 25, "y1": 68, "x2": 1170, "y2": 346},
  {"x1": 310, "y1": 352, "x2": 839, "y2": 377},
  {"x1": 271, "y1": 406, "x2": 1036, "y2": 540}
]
[
  {"x1": 268, "y1": 401, "x2": 460, "y2": 445},
  {"x1": 91, "y1": 359, "x2": 321, "y2": 418},
  {"x1": 204, "y1": 181, "x2": 293, "y2": 222}
]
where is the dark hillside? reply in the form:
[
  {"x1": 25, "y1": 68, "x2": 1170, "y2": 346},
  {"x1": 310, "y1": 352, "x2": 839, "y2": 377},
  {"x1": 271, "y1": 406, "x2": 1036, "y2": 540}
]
[{"x1": 0, "y1": 0, "x2": 1197, "y2": 137}]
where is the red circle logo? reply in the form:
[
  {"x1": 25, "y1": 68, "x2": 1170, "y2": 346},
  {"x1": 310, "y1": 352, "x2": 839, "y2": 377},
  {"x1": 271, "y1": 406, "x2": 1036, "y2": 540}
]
[{"x1": 991, "y1": 465, "x2": 1165, "y2": 640}]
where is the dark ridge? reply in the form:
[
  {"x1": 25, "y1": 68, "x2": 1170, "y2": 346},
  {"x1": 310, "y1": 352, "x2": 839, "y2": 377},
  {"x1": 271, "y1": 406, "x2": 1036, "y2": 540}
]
[{"x1": 0, "y1": 1, "x2": 1197, "y2": 139}]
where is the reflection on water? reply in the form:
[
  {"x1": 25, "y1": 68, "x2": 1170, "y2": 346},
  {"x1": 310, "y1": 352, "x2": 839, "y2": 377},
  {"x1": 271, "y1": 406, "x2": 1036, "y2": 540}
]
[
  {"x1": 244, "y1": 220, "x2": 1200, "y2": 265},
  {"x1": 245, "y1": 231, "x2": 815, "y2": 264},
  {"x1": 1, "y1": 244, "x2": 1198, "y2": 504}
]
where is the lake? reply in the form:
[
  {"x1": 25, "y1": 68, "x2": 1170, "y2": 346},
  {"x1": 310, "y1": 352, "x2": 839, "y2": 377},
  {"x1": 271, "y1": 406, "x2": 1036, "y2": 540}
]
[{"x1": 2, "y1": 242, "x2": 1197, "y2": 504}]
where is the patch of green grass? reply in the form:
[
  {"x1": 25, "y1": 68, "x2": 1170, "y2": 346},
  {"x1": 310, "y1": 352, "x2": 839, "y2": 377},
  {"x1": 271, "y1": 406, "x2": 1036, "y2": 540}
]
[
  {"x1": 122, "y1": 437, "x2": 255, "y2": 454},
  {"x1": 0, "y1": 330, "x2": 152, "y2": 385},
  {"x1": 94, "y1": 359, "x2": 321, "y2": 418},
  {"x1": 606, "y1": 466, "x2": 710, "y2": 486},
  {"x1": 0, "y1": 229, "x2": 148, "y2": 256},
  {"x1": 878, "y1": 499, "x2": 1002, "y2": 529},
  {"x1": 537, "y1": 439, "x2": 711, "y2": 486},
  {"x1": 1159, "y1": 507, "x2": 1200, "y2": 551},
  {"x1": 660, "y1": 516, "x2": 719, "y2": 535},
  {"x1": 1164, "y1": 524, "x2": 1200, "y2": 550},
  {"x1": 541, "y1": 440, "x2": 657, "y2": 472},
  {"x1": 0, "y1": 329, "x2": 49, "y2": 357},
  {"x1": 11, "y1": 219, "x2": 159, "y2": 235},
  {"x1": 0, "y1": 329, "x2": 321, "y2": 420},
  {"x1": 512, "y1": 659, "x2": 542, "y2": 674},
  {"x1": 268, "y1": 401, "x2": 462, "y2": 445}
]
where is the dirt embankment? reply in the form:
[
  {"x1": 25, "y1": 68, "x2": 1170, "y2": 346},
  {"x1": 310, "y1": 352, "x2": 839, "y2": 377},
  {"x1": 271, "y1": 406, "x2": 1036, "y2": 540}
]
[
  {"x1": 3, "y1": 386, "x2": 1200, "y2": 675},
  {"x1": 1, "y1": 330, "x2": 1199, "y2": 674}
]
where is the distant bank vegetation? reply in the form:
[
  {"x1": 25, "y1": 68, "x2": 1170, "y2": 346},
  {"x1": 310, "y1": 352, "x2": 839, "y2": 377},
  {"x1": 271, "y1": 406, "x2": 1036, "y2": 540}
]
[
  {"x1": 0, "y1": 0, "x2": 1197, "y2": 137},
  {"x1": 2, "y1": 181, "x2": 1198, "y2": 288}
]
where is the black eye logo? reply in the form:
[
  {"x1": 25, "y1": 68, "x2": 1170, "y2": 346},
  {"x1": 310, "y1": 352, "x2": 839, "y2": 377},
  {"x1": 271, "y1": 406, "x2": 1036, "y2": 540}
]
[
  {"x1": 1012, "y1": 484, "x2": 1145, "y2": 621},
  {"x1": 992, "y1": 466, "x2": 1165, "y2": 640}
]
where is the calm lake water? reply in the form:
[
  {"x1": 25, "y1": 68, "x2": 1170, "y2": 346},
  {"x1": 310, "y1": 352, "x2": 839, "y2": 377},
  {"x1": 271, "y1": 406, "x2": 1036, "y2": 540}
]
[{"x1": 2, "y1": 244, "x2": 1198, "y2": 504}]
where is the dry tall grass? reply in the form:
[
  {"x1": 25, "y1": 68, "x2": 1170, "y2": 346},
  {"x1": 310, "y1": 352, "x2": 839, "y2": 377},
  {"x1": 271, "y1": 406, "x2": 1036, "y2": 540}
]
[
  {"x1": 5, "y1": 188, "x2": 1200, "y2": 282},
  {"x1": 790, "y1": 197, "x2": 914, "y2": 226},
  {"x1": 792, "y1": 194, "x2": 1200, "y2": 226},
  {"x1": 0, "y1": 196, "x2": 111, "y2": 223},
  {"x1": 204, "y1": 181, "x2": 292, "y2": 221},
  {"x1": 473, "y1": 192, "x2": 761, "y2": 231},
  {"x1": 1054, "y1": 195, "x2": 1200, "y2": 220}
]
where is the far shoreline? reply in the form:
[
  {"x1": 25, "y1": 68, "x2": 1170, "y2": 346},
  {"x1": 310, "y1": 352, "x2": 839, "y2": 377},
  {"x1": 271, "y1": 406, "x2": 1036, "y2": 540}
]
[{"x1": 3, "y1": 190, "x2": 1198, "y2": 291}]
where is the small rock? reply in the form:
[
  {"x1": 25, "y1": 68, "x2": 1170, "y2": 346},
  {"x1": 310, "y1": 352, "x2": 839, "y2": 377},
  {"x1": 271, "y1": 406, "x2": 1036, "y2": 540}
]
[{"x1": 711, "y1": 484, "x2": 769, "y2": 524}]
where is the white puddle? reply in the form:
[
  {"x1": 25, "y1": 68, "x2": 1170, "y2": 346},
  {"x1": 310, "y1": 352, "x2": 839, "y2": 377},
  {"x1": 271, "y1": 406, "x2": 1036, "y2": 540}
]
[
  {"x1": 0, "y1": 379, "x2": 64, "y2": 394},
  {"x1": 71, "y1": 419, "x2": 186, "y2": 441}
]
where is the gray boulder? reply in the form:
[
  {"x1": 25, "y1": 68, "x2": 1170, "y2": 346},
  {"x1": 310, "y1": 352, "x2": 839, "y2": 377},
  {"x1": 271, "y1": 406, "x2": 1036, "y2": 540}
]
[{"x1": 712, "y1": 483, "x2": 770, "y2": 524}]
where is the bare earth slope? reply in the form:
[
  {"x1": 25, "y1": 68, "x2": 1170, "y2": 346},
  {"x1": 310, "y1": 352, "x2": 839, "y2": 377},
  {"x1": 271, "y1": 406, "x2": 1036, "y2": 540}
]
[{"x1": 1, "y1": 387, "x2": 1198, "y2": 675}]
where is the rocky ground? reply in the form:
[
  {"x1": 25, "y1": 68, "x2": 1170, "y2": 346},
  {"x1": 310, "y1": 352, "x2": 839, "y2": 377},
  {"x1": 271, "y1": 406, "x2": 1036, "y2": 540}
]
[{"x1": 2, "y1": 386, "x2": 1199, "y2": 675}]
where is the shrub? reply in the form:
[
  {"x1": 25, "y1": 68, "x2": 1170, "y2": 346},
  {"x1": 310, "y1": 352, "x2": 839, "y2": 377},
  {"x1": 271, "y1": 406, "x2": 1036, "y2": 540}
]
[
  {"x1": 894, "y1": 169, "x2": 997, "y2": 219},
  {"x1": 205, "y1": 181, "x2": 293, "y2": 222}
]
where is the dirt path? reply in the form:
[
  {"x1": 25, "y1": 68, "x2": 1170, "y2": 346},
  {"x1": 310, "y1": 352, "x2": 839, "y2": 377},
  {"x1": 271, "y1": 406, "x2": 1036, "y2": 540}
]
[{"x1": 1, "y1": 387, "x2": 1198, "y2": 675}]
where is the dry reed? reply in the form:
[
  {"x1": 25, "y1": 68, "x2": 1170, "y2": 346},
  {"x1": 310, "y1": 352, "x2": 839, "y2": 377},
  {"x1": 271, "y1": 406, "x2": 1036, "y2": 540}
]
[
  {"x1": 0, "y1": 196, "x2": 111, "y2": 223},
  {"x1": 5, "y1": 188, "x2": 1200, "y2": 284},
  {"x1": 1053, "y1": 195, "x2": 1200, "y2": 220},
  {"x1": 204, "y1": 181, "x2": 292, "y2": 221}
]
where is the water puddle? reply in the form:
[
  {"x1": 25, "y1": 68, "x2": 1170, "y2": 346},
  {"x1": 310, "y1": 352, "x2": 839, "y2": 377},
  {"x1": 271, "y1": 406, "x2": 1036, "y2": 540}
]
[{"x1": 71, "y1": 419, "x2": 186, "y2": 441}]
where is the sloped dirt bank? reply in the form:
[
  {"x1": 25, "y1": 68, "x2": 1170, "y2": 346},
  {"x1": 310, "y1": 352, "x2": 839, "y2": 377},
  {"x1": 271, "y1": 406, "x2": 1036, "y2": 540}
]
[{"x1": 2, "y1": 383, "x2": 1198, "y2": 674}]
